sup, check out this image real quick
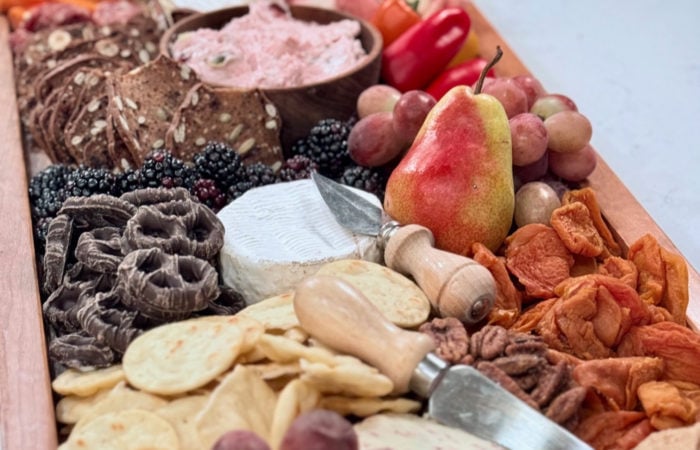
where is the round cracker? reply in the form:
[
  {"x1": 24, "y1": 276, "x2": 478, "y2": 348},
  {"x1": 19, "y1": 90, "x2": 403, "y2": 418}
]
[
  {"x1": 123, "y1": 315, "x2": 262, "y2": 395},
  {"x1": 299, "y1": 359, "x2": 394, "y2": 397},
  {"x1": 316, "y1": 259, "x2": 431, "y2": 327},
  {"x1": 319, "y1": 396, "x2": 421, "y2": 417},
  {"x1": 354, "y1": 413, "x2": 502, "y2": 450},
  {"x1": 237, "y1": 292, "x2": 299, "y2": 331},
  {"x1": 62, "y1": 409, "x2": 179, "y2": 450},
  {"x1": 55, "y1": 389, "x2": 110, "y2": 424},
  {"x1": 52, "y1": 365, "x2": 125, "y2": 397},
  {"x1": 73, "y1": 381, "x2": 168, "y2": 432}
]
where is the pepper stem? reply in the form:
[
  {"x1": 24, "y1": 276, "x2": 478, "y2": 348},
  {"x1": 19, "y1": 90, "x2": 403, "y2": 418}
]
[{"x1": 474, "y1": 46, "x2": 503, "y2": 94}]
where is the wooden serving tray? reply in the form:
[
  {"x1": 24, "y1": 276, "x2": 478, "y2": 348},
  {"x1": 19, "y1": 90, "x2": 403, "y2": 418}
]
[{"x1": 0, "y1": 6, "x2": 698, "y2": 449}]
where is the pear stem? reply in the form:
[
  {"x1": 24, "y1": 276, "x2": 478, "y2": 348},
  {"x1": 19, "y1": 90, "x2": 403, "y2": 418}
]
[{"x1": 474, "y1": 46, "x2": 503, "y2": 94}]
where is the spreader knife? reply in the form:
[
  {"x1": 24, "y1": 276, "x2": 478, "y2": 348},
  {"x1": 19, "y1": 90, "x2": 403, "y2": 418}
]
[
  {"x1": 311, "y1": 171, "x2": 496, "y2": 324},
  {"x1": 294, "y1": 275, "x2": 593, "y2": 450}
]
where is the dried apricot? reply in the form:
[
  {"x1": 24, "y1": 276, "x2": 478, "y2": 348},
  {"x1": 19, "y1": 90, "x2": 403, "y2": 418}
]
[{"x1": 504, "y1": 223, "x2": 574, "y2": 300}]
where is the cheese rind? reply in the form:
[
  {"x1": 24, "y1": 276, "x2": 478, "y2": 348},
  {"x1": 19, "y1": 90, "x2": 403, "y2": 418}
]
[{"x1": 218, "y1": 180, "x2": 382, "y2": 304}]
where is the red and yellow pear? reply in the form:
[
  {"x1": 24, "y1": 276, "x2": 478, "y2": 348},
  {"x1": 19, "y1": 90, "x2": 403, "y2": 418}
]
[{"x1": 384, "y1": 48, "x2": 514, "y2": 254}]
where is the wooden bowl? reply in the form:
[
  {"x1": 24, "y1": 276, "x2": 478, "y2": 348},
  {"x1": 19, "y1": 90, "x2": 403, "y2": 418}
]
[{"x1": 160, "y1": 5, "x2": 383, "y2": 152}]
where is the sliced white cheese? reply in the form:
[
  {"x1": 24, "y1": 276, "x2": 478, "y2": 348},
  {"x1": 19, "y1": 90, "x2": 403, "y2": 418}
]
[
  {"x1": 217, "y1": 179, "x2": 381, "y2": 304},
  {"x1": 355, "y1": 413, "x2": 505, "y2": 450}
]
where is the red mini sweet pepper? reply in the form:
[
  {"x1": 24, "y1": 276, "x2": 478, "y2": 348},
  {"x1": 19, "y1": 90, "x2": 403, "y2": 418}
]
[
  {"x1": 381, "y1": 7, "x2": 471, "y2": 92},
  {"x1": 425, "y1": 57, "x2": 495, "y2": 100}
]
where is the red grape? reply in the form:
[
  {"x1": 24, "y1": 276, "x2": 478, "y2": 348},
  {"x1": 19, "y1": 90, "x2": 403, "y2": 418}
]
[
  {"x1": 356, "y1": 84, "x2": 402, "y2": 119},
  {"x1": 514, "y1": 181, "x2": 561, "y2": 227},
  {"x1": 544, "y1": 110, "x2": 592, "y2": 154},
  {"x1": 509, "y1": 113, "x2": 548, "y2": 166},
  {"x1": 279, "y1": 409, "x2": 358, "y2": 450},
  {"x1": 212, "y1": 430, "x2": 271, "y2": 450},
  {"x1": 511, "y1": 75, "x2": 546, "y2": 109},
  {"x1": 530, "y1": 93, "x2": 578, "y2": 120},
  {"x1": 348, "y1": 112, "x2": 405, "y2": 167},
  {"x1": 548, "y1": 144, "x2": 597, "y2": 181},
  {"x1": 391, "y1": 90, "x2": 436, "y2": 147},
  {"x1": 513, "y1": 151, "x2": 549, "y2": 185},
  {"x1": 481, "y1": 78, "x2": 528, "y2": 118}
]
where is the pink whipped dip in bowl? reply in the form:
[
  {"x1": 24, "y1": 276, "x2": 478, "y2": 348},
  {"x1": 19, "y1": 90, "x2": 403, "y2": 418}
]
[{"x1": 160, "y1": 2, "x2": 382, "y2": 150}]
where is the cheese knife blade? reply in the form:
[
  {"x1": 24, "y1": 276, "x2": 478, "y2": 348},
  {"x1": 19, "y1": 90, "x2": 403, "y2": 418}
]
[
  {"x1": 311, "y1": 171, "x2": 383, "y2": 236},
  {"x1": 294, "y1": 275, "x2": 593, "y2": 450},
  {"x1": 311, "y1": 171, "x2": 497, "y2": 324}
]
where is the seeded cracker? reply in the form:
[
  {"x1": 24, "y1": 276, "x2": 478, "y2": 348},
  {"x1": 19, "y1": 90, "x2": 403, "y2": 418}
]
[
  {"x1": 122, "y1": 315, "x2": 263, "y2": 395},
  {"x1": 165, "y1": 83, "x2": 284, "y2": 166},
  {"x1": 111, "y1": 55, "x2": 200, "y2": 165}
]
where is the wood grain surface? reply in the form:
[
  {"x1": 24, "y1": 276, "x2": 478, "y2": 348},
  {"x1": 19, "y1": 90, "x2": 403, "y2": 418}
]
[
  {"x1": 0, "y1": 5, "x2": 698, "y2": 449},
  {"x1": 0, "y1": 17, "x2": 58, "y2": 450}
]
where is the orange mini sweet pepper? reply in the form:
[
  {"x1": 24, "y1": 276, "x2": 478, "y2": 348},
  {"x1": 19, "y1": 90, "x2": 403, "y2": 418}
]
[{"x1": 371, "y1": 0, "x2": 421, "y2": 47}]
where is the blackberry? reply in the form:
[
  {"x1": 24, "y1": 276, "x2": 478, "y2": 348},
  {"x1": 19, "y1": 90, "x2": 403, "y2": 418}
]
[
  {"x1": 339, "y1": 165, "x2": 389, "y2": 200},
  {"x1": 277, "y1": 155, "x2": 318, "y2": 182},
  {"x1": 113, "y1": 169, "x2": 142, "y2": 196},
  {"x1": 290, "y1": 118, "x2": 352, "y2": 178},
  {"x1": 191, "y1": 178, "x2": 228, "y2": 212},
  {"x1": 33, "y1": 216, "x2": 53, "y2": 256},
  {"x1": 62, "y1": 165, "x2": 115, "y2": 198},
  {"x1": 28, "y1": 164, "x2": 73, "y2": 219},
  {"x1": 193, "y1": 141, "x2": 245, "y2": 192},
  {"x1": 227, "y1": 163, "x2": 277, "y2": 200},
  {"x1": 139, "y1": 150, "x2": 195, "y2": 190}
]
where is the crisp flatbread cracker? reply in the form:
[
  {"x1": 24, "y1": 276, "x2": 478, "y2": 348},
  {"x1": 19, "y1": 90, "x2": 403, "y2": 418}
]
[
  {"x1": 195, "y1": 364, "x2": 277, "y2": 449},
  {"x1": 237, "y1": 292, "x2": 298, "y2": 331},
  {"x1": 61, "y1": 409, "x2": 179, "y2": 450},
  {"x1": 155, "y1": 394, "x2": 209, "y2": 450},
  {"x1": 354, "y1": 413, "x2": 505, "y2": 450},
  {"x1": 299, "y1": 359, "x2": 394, "y2": 398},
  {"x1": 73, "y1": 381, "x2": 168, "y2": 432},
  {"x1": 52, "y1": 364, "x2": 125, "y2": 397},
  {"x1": 257, "y1": 333, "x2": 337, "y2": 366},
  {"x1": 319, "y1": 396, "x2": 421, "y2": 417},
  {"x1": 269, "y1": 379, "x2": 320, "y2": 450},
  {"x1": 123, "y1": 315, "x2": 262, "y2": 395},
  {"x1": 55, "y1": 389, "x2": 110, "y2": 425},
  {"x1": 316, "y1": 259, "x2": 431, "y2": 327}
]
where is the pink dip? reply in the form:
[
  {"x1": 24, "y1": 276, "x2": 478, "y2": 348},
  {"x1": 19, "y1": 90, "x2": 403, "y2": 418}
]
[{"x1": 171, "y1": 1, "x2": 368, "y2": 89}]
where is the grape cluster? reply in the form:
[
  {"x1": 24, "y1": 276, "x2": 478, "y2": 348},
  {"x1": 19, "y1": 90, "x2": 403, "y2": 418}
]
[
  {"x1": 348, "y1": 87, "x2": 436, "y2": 168},
  {"x1": 481, "y1": 75, "x2": 596, "y2": 185}
]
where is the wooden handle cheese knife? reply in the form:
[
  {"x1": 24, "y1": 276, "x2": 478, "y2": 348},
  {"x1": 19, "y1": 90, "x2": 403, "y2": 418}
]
[
  {"x1": 294, "y1": 275, "x2": 592, "y2": 450},
  {"x1": 311, "y1": 171, "x2": 496, "y2": 324}
]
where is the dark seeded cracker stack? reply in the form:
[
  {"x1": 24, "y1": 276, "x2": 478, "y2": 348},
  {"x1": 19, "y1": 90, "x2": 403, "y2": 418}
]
[
  {"x1": 111, "y1": 55, "x2": 199, "y2": 165},
  {"x1": 64, "y1": 70, "x2": 124, "y2": 168},
  {"x1": 165, "y1": 83, "x2": 284, "y2": 166},
  {"x1": 14, "y1": 14, "x2": 166, "y2": 167},
  {"x1": 14, "y1": 23, "x2": 105, "y2": 122}
]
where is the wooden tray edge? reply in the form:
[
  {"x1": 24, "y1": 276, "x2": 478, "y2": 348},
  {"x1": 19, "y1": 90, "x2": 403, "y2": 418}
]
[
  {"x1": 465, "y1": 3, "x2": 700, "y2": 331},
  {"x1": 0, "y1": 5, "x2": 698, "y2": 449},
  {"x1": 0, "y1": 17, "x2": 58, "y2": 450}
]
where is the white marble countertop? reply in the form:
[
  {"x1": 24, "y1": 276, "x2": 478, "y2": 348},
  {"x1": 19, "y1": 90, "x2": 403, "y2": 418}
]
[{"x1": 473, "y1": 0, "x2": 700, "y2": 272}]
